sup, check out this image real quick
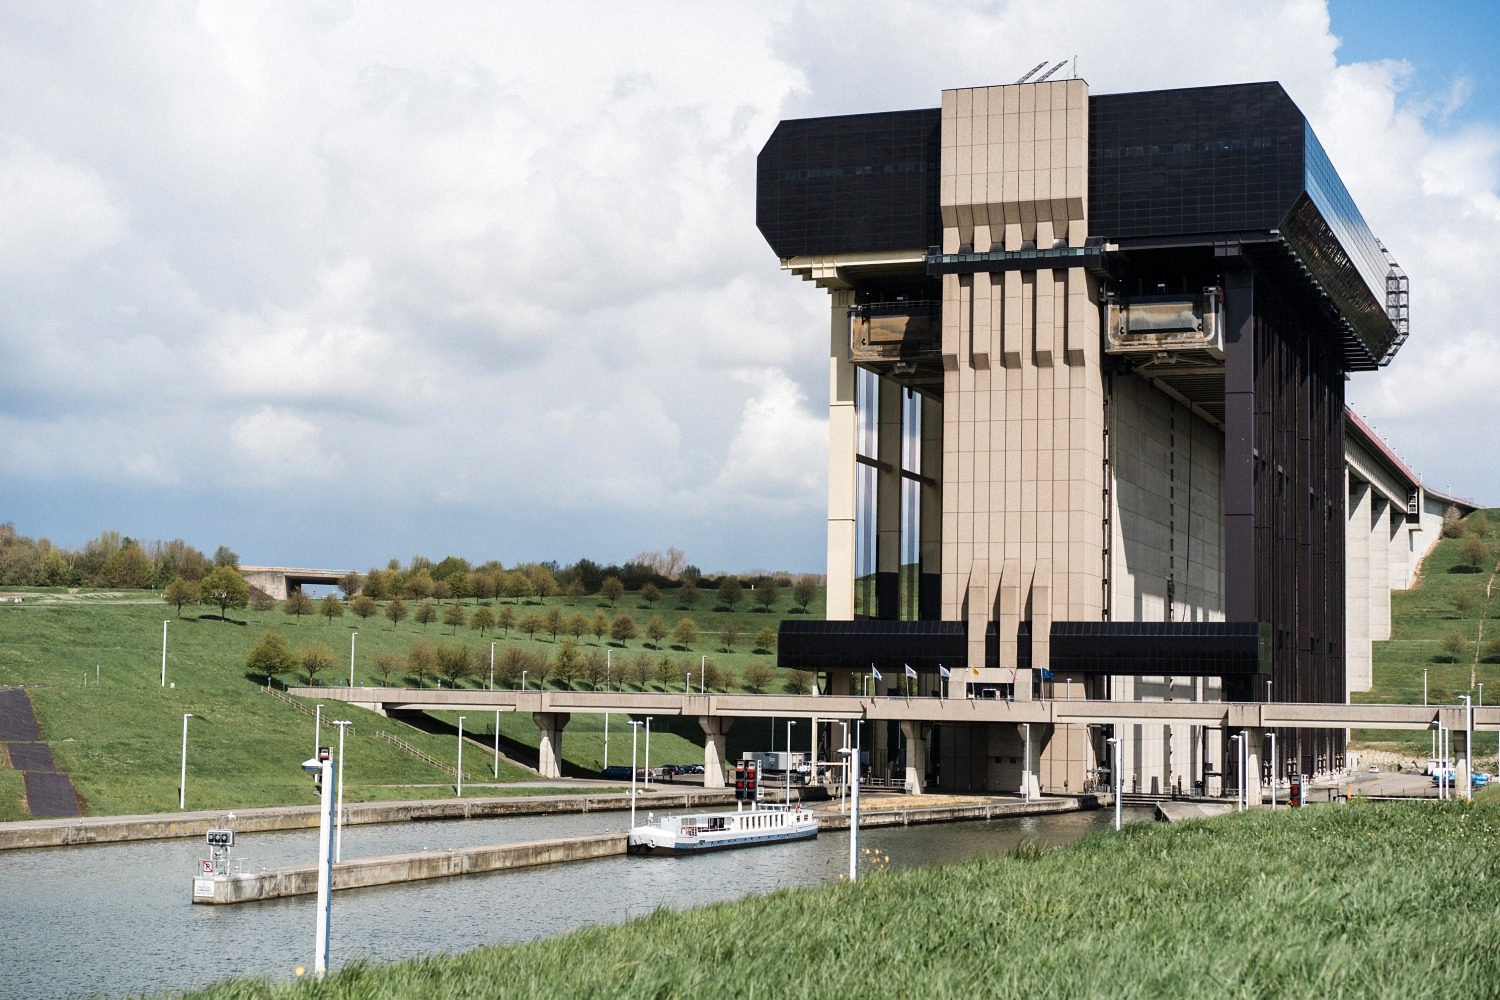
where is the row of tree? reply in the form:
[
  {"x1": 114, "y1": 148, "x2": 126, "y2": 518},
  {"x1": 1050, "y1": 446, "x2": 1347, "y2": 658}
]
[
  {"x1": 244, "y1": 631, "x2": 809, "y2": 694},
  {"x1": 0, "y1": 524, "x2": 239, "y2": 589}
]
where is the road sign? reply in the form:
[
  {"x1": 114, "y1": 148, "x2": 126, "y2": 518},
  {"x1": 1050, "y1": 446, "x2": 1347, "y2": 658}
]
[{"x1": 201, "y1": 859, "x2": 214, "y2": 874}]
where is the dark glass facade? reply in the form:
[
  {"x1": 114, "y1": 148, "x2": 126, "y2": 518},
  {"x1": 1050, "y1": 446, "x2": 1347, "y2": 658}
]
[
  {"x1": 776, "y1": 620, "x2": 965, "y2": 673},
  {"x1": 1040, "y1": 621, "x2": 1269, "y2": 677}
]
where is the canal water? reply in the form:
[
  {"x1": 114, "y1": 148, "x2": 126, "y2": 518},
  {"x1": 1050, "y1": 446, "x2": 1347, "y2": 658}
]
[{"x1": 0, "y1": 804, "x2": 1149, "y2": 999}]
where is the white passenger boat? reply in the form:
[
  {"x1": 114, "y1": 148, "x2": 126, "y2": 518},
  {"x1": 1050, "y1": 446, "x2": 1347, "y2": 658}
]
[{"x1": 627, "y1": 804, "x2": 819, "y2": 855}]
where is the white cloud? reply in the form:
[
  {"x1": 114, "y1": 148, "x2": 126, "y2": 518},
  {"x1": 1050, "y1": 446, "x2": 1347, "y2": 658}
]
[
  {"x1": 0, "y1": 136, "x2": 126, "y2": 277},
  {"x1": 228, "y1": 406, "x2": 342, "y2": 484}
]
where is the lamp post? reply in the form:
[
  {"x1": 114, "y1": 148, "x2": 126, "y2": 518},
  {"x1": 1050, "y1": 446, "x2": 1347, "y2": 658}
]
[
  {"x1": 604, "y1": 712, "x2": 610, "y2": 768},
  {"x1": 606, "y1": 648, "x2": 611, "y2": 690},
  {"x1": 456, "y1": 716, "x2": 466, "y2": 798},
  {"x1": 628, "y1": 720, "x2": 644, "y2": 829},
  {"x1": 315, "y1": 704, "x2": 323, "y2": 756},
  {"x1": 1229, "y1": 733, "x2": 1243, "y2": 812},
  {"x1": 1424, "y1": 668, "x2": 1428, "y2": 706},
  {"x1": 840, "y1": 721, "x2": 863, "y2": 880},
  {"x1": 300, "y1": 747, "x2": 335, "y2": 978},
  {"x1": 161, "y1": 620, "x2": 170, "y2": 687},
  {"x1": 685, "y1": 672, "x2": 691, "y2": 695},
  {"x1": 493, "y1": 710, "x2": 501, "y2": 778},
  {"x1": 1106, "y1": 735, "x2": 1121, "y2": 830},
  {"x1": 644, "y1": 717, "x2": 653, "y2": 787},
  {"x1": 838, "y1": 721, "x2": 849, "y2": 813},
  {"x1": 179, "y1": 713, "x2": 193, "y2": 809},
  {"x1": 489, "y1": 642, "x2": 497, "y2": 690},
  {"x1": 1268, "y1": 731, "x2": 1278, "y2": 810},
  {"x1": 521, "y1": 670, "x2": 527, "y2": 692},
  {"x1": 349, "y1": 631, "x2": 358, "y2": 688},
  {"x1": 1023, "y1": 723, "x2": 1032, "y2": 802},
  {"x1": 785, "y1": 721, "x2": 796, "y2": 804},
  {"x1": 700, "y1": 655, "x2": 705, "y2": 694},
  {"x1": 331, "y1": 720, "x2": 352, "y2": 861}
]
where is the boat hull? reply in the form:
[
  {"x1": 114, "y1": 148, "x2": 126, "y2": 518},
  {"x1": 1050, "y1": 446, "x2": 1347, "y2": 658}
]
[{"x1": 627, "y1": 826, "x2": 818, "y2": 856}]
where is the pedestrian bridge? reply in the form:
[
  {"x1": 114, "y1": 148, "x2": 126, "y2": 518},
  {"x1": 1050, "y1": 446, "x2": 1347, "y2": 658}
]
[{"x1": 294, "y1": 686, "x2": 1491, "y2": 796}]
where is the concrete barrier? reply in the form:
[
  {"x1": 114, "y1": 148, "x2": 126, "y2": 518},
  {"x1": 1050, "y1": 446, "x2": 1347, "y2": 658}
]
[
  {"x1": 815, "y1": 795, "x2": 1090, "y2": 831},
  {"x1": 193, "y1": 832, "x2": 627, "y2": 904}
]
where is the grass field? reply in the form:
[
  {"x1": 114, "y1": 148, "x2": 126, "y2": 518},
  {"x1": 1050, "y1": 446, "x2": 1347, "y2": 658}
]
[
  {"x1": 0, "y1": 586, "x2": 822, "y2": 817},
  {"x1": 1351, "y1": 510, "x2": 1500, "y2": 764},
  {"x1": 175, "y1": 795, "x2": 1500, "y2": 998}
]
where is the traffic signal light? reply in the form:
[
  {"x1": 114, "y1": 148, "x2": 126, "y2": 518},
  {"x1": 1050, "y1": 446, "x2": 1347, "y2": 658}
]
[
  {"x1": 746, "y1": 761, "x2": 760, "y2": 802},
  {"x1": 734, "y1": 764, "x2": 747, "y2": 801}
]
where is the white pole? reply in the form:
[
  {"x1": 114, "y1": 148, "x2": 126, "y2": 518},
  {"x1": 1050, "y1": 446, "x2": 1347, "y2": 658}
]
[
  {"x1": 315, "y1": 704, "x2": 323, "y2": 757},
  {"x1": 349, "y1": 631, "x2": 357, "y2": 688},
  {"x1": 1461, "y1": 695, "x2": 1474, "y2": 800},
  {"x1": 838, "y1": 721, "x2": 849, "y2": 813},
  {"x1": 1023, "y1": 723, "x2": 1032, "y2": 802},
  {"x1": 700, "y1": 655, "x2": 705, "y2": 694},
  {"x1": 786, "y1": 720, "x2": 796, "y2": 804},
  {"x1": 1269, "y1": 732, "x2": 1278, "y2": 810},
  {"x1": 604, "y1": 712, "x2": 610, "y2": 768},
  {"x1": 312, "y1": 753, "x2": 334, "y2": 978},
  {"x1": 521, "y1": 670, "x2": 527, "y2": 691},
  {"x1": 685, "y1": 672, "x2": 690, "y2": 695},
  {"x1": 1424, "y1": 668, "x2": 1428, "y2": 706},
  {"x1": 629, "y1": 720, "x2": 642, "y2": 829},
  {"x1": 332, "y1": 720, "x2": 351, "y2": 862},
  {"x1": 179, "y1": 713, "x2": 192, "y2": 809},
  {"x1": 489, "y1": 641, "x2": 496, "y2": 690},
  {"x1": 645, "y1": 717, "x2": 653, "y2": 787},
  {"x1": 1107, "y1": 736, "x2": 1121, "y2": 830},
  {"x1": 849, "y1": 721, "x2": 862, "y2": 881},
  {"x1": 493, "y1": 710, "x2": 500, "y2": 778},
  {"x1": 1241, "y1": 730, "x2": 1249, "y2": 810},
  {"x1": 456, "y1": 716, "x2": 465, "y2": 797},
  {"x1": 161, "y1": 620, "x2": 170, "y2": 687},
  {"x1": 606, "y1": 649, "x2": 611, "y2": 690}
]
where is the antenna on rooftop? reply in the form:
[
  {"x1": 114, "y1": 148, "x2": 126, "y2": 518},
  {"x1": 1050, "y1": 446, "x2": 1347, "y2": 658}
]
[
  {"x1": 1015, "y1": 61, "x2": 1047, "y2": 84},
  {"x1": 1034, "y1": 60, "x2": 1068, "y2": 83},
  {"x1": 1071, "y1": 55, "x2": 1078, "y2": 79}
]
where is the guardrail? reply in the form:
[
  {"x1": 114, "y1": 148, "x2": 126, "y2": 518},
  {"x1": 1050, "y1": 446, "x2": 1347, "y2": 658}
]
[{"x1": 377, "y1": 731, "x2": 452, "y2": 778}]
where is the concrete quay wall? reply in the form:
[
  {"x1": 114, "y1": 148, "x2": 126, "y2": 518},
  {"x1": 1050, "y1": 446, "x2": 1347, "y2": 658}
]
[
  {"x1": 194, "y1": 832, "x2": 627, "y2": 904},
  {"x1": 816, "y1": 795, "x2": 1093, "y2": 831},
  {"x1": 0, "y1": 790, "x2": 737, "y2": 852}
]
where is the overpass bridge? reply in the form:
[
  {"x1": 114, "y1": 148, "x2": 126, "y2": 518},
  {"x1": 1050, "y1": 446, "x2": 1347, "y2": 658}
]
[
  {"x1": 295, "y1": 686, "x2": 1491, "y2": 803},
  {"x1": 240, "y1": 566, "x2": 355, "y2": 601}
]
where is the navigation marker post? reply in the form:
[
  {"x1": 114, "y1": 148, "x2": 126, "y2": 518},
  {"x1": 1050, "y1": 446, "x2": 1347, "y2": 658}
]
[{"x1": 300, "y1": 746, "x2": 336, "y2": 978}]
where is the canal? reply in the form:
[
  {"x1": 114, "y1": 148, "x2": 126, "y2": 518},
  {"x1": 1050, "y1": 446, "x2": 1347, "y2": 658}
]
[{"x1": 0, "y1": 804, "x2": 1151, "y2": 999}]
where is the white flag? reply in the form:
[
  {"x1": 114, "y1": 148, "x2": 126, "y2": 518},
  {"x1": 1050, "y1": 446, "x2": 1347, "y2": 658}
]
[
  {"x1": 871, "y1": 664, "x2": 883, "y2": 682},
  {"x1": 939, "y1": 665, "x2": 951, "y2": 679},
  {"x1": 904, "y1": 664, "x2": 917, "y2": 679}
]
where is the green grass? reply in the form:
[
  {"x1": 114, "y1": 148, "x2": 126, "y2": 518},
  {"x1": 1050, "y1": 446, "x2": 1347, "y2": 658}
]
[
  {"x1": 175, "y1": 796, "x2": 1500, "y2": 998},
  {"x1": 1352, "y1": 511, "x2": 1500, "y2": 762},
  {"x1": 0, "y1": 587, "x2": 823, "y2": 817}
]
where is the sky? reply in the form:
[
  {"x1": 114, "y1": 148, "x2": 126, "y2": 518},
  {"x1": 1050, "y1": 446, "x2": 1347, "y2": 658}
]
[{"x1": 1, "y1": 0, "x2": 1497, "y2": 574}]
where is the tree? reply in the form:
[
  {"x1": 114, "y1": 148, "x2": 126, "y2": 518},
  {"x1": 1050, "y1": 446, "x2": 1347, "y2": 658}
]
[
  {"x1": 1470, "y1": 512, "x2": 1492, "y2": 538},
  {"x1": 412, "y1": 600, "x2": 436, "y2": 629},
  {"x1": 283, "y1": 589, "x2": 314, "y2": 624},
  {"x1": 611, "y1": 613, "x2": 638, "y2": 645},
  {"x1": 645, "y1": 614, "x2": 669, "y2": 648},
  {"x1": 625, "y1": 652, "x2": 651, "y2": 689},
  {"x1": 470, "y1": 606, "x2": 496, "y2": 635},
  {"x1": 654, "y1": 654, "x2": 677, "y2": 689},
  {"x1": 405, "y1": 568, "x2": 436, "y2": 599},
  {"x1": 164, "y1": 578, "x2": 198, "y2": 615},
  {"x1": 385, "y1": 596, "x2": 410, "y2": 629},
  {"x1": 743, "y1": 661, "x2": 775, "y2": 693},
  {"x1": 494, "y1": 645, "x2": 526, "y2": 688},
  {"x1": 564, "y1": 577, "x2": 586, "y2": 601},
  {"x1": 338, "y1": 571, "x2": 363, "y2": 598},
  {"x1": 553, "y1": 640, "x2": 580, "y2": 689},
  {"x1": 544, "y1": 606, "x2": 565, "y2": 642},
  {"x1": 503, "y1": 571, "x2": 534, "y2": 605},
  {"x1": 213, "y1": 545, "x2": 239, "y2": 568},
  {"x1": 518, "y1": 612, "x2": 543, "y2": 641},
  {"x1": 299, "y1": 643, "x2": 336, "y2": 685},
  {"x1": 201, "y1": 566, "x2": 249, "y2": 621},
  {"x1": 718, "y1": 625, "x2": 739, "y2": 652},
  {"x1": 350, "y1": 595, "x2": 378, "y2": 621},
  {"x1": 786, "y1": 670, "x2": 813, "y2": 695},
  {"x1": 498, "y1": 604, "x2": 516, "y2": 637},
  {"x1": 1453, "y1": 591, "x2": 1477, "y2": 616},
  {"x1": 673, "y1": 617, "x2": 699, "y2": 649},
  {"x1": 641, "y1": 582, "x2": 661, "y2": 607},
  {"x1": 754, "y1": 626, "x2": 777, "y2": 653},
  {"x1": 245, "y1": 632, "x2": 295, "y2": 682},
  {"x1": 250, "y1": 588, "x2": 276, "y2": 621},
  {"x1": 1440, "y1": 630, "x2": 1467, "y2": 663},
  {"x1": 371, "y1": 653, "x2": 400, "y2": 686},
  {"x1": 406, "y1": 639, "x2": 436, "y2": 686},
  {"x1": 432, "y1": 579, "x2": 452, "y2": 601},
  {"x1": 792, "y1": 576, "x2": 818, "y2": 613},
  {"x1": 1458, "y1": 536, "x2": 1491, "y2": 573},
  {"x1": 436, "y1": 644, "x2": 476, "y2": 687},
  {"x1": 591, "y1": 609, "x2": 611, "y2": 645},
  {"x1": 444, "y1": 601, "x2": 468, "y2": 634},
  {"x1": 320, "y1": 594, "x2": 345, "y2": 626},
  {"x1": 679, "y1": 582, "x2": 701, "y2": 609},
  {"x1": 580, "y1": 648, "x2": 607, "y2": 689},
  {"x1": 717, "y1": 577, "x2": 743, "y2": 611},
  {"x1": 1442, "y1": 504, "x2": 1464, "y2": 538},
  {"x1": 565, "y1": 611, "x2": 589, "y2": 642},
  {"x1": 1486, "y1": 637, "x2": 1500, "y2": 663},
  {"x1": 753, "y1": 579, "x2": 780, "y2": 612},
  {"x1": 599, "y1": 576, "x2": 624, "y2": 607},
  {"x1": 702, "y1": 659, "x2": 727, "y2": 691}
]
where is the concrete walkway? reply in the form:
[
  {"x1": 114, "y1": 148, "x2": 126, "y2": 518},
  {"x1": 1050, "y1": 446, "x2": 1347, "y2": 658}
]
[{"x1": 0, "y1": 688, "x2": 81, "y2": 818}]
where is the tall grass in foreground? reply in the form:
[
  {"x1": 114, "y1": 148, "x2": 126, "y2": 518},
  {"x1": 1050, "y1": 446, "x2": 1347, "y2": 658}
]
[{"x1": 179, "y1": 798, "x2": 1500, "y2": 999}]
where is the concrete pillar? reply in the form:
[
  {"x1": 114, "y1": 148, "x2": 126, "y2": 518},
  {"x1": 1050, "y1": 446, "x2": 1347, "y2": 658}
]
[
  {"x1": 826, "y1": 288, "x2": 858, "y2": 621},
  {"x1": 901, "y1": 720, "x2": 929, "y2": 795},
  {"x1": 1370, "y1": 497, "x2": 1392, "y2": 641},
  {"x1": 1019, "y1": 723, "x2": 1042, "y2": 798},
  {"x1": 1244, "y1": 727, "x2": 1265, "y2": 807},
  {"x1": 698, "y1": 716, "x2": 733, "y2": 789},
  {"x1": 532, "y1": 712, "x2": 570, "y2": 779},
  {"x1": 1345, "y1": 478, "x2": 1372, "y2": 694}
]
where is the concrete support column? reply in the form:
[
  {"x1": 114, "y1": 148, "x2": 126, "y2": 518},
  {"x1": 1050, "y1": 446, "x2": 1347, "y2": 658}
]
[
  {"x1": 1346, "y1": 478, "x2": 1373, "y2": 693},
  {"x1": 532, "y1": 712, "x2": 570, "y2": 779},
  {"x1": 1370, "y1": 497, "x2": 1392, "y2": 641},
  {"x1": 1019, "y1": 723, "x2": 1042, "y2": 798},
  {"x1": 901, "y1": 720, "x2": 929, "y2": 795},
  {"x1": 1244, "y1": 728, "x2": 1265, "y2": 807},
  {"x1": 826, "y1": 287, "x2": 858, "y2": 620},
  {"x1": 698, "y1": 716, "x2": 733, "y2": 789}
]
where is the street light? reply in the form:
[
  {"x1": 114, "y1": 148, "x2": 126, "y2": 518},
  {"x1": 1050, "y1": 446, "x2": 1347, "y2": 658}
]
[
  {"x1": 161, "y1": 620, "x2": 170, "y2": 688},
  {"x1": 628, "y1": 720, "x2": 644, "y2": 829},
  {"x1": 489, "y1": 641, "x2": 497, "y2": 690},
  {"x1": 456, "y1": 716, "x2": 466, "y2": 798},
  {"x1": 1460, "y1": 695, "x2": 1473, "y2": 800},
  {"x1": 1023, "y1": 723, "x2": 1032, "y2": 802},
  {"x1": 179, "y1": 713, "x2": 194, "y2": 809},
  {"x1": 1268, "y1": 731, "x2": 1278, "y2": 810},
  {"x1": 700, "y1": 655, "x2": 706, "y2": 694},
  {"x1": 1229, "y1": 734, "x2": 1243, "y2": 812},
  {"x1": 349, "y1": 632, "x2": 358, "y2": 688},
  {"x1": 331, "y1": 720, "x2": 352, "y2": 861},
  {"x1": 1423, "y1": 668, "x2": 1428, "y2": 706},
  {"x1": 1106, "y1": 735, "x2": 1121, "y2": 830},
  {"x1": 645, "y1": 717, "x2": 653, "y2": 787},
  {"x1": 493, "y1": 709, "x2": 501, "y2": 778},
  {"x1": 315, "y1": 704, "x2": 323, "y2": 756},
  {"x1": 606, "y1": 649, "x2": 612, "y2": 691},
  {"x1": 839, "y1": 721, "x2": 863, "y2": 880},
  {"x1": 785, "y1": 721, "x2": 796, "y2": 805},
  {"x1": 521, "y1": 670, "x2": 528, "y2": 692},
  {"x1": 685, "y1": 671, "x2": 691, "y2": 695},
  {"x1": 300, "y1": 747, "x2": 335, "y2": 978}
]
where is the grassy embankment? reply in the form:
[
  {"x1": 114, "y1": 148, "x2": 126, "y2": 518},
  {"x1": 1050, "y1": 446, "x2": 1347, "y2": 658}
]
[
  {"x1": 180, "y1": 795, "x2": 1500, "y2": 998},
  {"x1": 0, "y1": 586, "x2": 823, "y2": 819},
  {"x1": 1352, "y1": 508, "x2": 1500, "y2": 765}
]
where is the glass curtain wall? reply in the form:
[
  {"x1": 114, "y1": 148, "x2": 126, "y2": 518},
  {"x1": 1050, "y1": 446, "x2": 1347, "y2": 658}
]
[
  {"x1": 854, "y1": 368, "x2": 879, "y2": 618},
  {"x1": 899, "y1": 388, "x2": 922, "y2": 620}
]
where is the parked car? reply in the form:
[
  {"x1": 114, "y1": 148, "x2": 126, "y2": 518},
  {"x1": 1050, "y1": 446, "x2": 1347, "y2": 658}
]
[{"x1": 599, "y1": 765, "x2": 633, "y2": 780}]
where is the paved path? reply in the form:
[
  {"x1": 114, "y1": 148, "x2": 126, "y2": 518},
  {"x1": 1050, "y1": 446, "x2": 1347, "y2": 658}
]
[{"x1": 0, "y1": 688, "x2": 81, "y2": 818}]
